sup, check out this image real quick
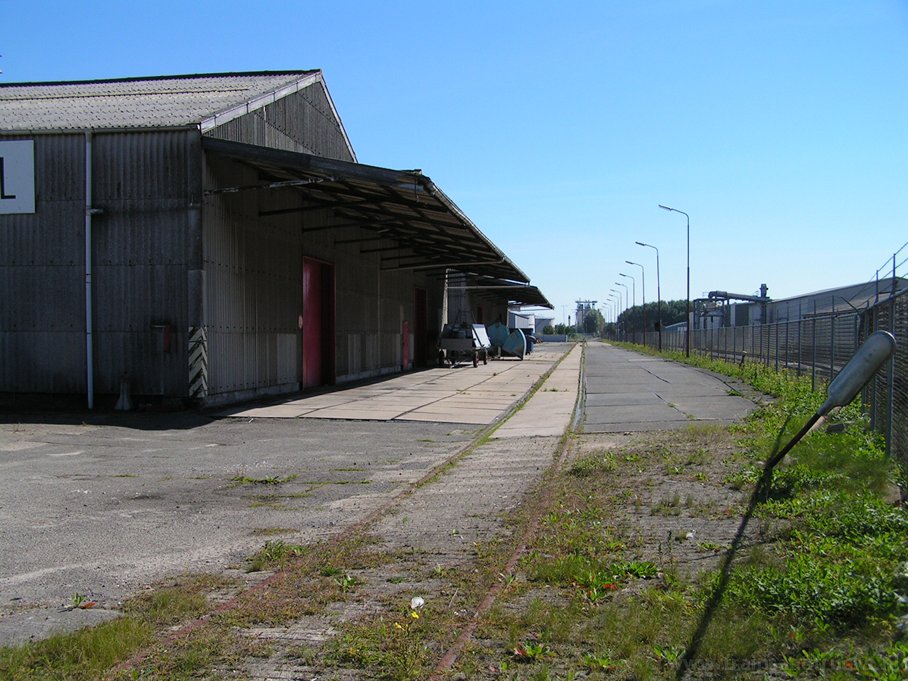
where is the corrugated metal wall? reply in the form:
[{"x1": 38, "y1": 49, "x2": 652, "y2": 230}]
[
  {"x1": 0, "y1": 135, "x2": 86, "y2": 393},
  {"x1": 202, "y1": 154, "x2": 303, "y2": 400},
  {"x1": 92, "y1": 131, "x2": 200, "y2": 396},
  {"x1": 204, "y1": 82, "x2": 354, "y2": 161},
  {"x1": 0, "y1": 130, "x2": 200, "y2": 398}
]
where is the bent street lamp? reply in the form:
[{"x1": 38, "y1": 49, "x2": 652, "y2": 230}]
[{"x1": 766, "y1": 330, "x2": 897, "y2": 470}]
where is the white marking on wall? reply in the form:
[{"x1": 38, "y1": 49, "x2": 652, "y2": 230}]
[{"x1": 0, "y1": 140, "x2": 36, "y2": 214}]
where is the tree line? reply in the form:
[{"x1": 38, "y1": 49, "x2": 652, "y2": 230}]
[{"x1": 542, "y1": 299, "x2": 689, "y2": 337}]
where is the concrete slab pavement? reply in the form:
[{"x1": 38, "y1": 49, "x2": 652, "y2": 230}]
[
  {"x1": 583, "y1": 343, "x2": 758, "y2": 432},
  {"x1": 218, "y1": 344, "x2": 573, "y2": 426},
  {"x1": 492, "y1": 343, "x2": 582, "y2": 438}
]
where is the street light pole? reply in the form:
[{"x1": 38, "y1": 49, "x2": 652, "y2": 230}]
[
  {"x1": 619, "y1": 273, "x2": 635, "y2": 308},
  {"x1": 614, "y1": 282, "x2": 628, "y2": 313},
  {"x1": 659, "y1": 204, "x2": 690, "y2": 357},
  {"x1": 609, "y1": 288, "x2": 624, "y2": 340},
  {"x1": 609, "y1": 288, "x2": 622, "y2": 314},
  {"x1": 619, "y1": 273, "x2": 636, "y2": 340},
  {"x1": 635, "y1": 241, "x2": 661, "y2": 351},
  {"x1": 626, "y1": 260, "x2": 646, "y2": 347},
  {"x1": 615, "y1": 282, "x2": 629, "y2": 341}
]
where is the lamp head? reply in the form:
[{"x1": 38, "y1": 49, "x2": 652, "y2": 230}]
[{"x1": 819, "y1": 331, "x2": 896, "y2": 416}]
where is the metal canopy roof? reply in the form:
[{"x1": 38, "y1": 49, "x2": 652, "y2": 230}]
[
  {"x1": 203, "y1": 137, "x2": 535, "y2": 285},
  {"x1": 448, "y1": 276, "x2": 553, "y2": 308}
]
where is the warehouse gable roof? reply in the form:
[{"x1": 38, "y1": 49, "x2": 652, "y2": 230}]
[{"x1": 0, "y1": 71, "x2": 348, "y2": 140}]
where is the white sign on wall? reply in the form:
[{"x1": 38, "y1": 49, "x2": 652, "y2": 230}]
[{"x1": 0, "y1": 140, "x2": 36, "y2": 214}]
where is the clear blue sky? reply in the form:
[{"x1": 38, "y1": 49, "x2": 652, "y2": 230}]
[{"x1": 3, "y1": 0, "x2": 906, "y2": 324}]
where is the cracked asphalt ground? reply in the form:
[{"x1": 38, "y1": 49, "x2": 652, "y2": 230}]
[
  {"x1": 0, "y1": 344, "x2": 576, "y2": 647},
  {"x1": 0, "y1": 415, "x2": 479, "y2": 645}
]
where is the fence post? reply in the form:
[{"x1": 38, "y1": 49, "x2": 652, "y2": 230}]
[
  {"x1": 811, "y1": 301, "x2": 817, "y2": 391},
  {"x1": 775, "y1": 322, "x2": 780, "y2": 372},
  {"x1": 830, "y1": 313, "x2": 836, "y2": 381},
  {"x1": 785, "y1": 317, "x2": 790, "y2": 371},
  {"x1": 887, "y1": 290, "x2": 896, "y2": 456},
  {"x1": 868, "y1": 308, "x2": 877, "y2": 431},
  {"x1": 796, "y1": 303, "x2": 802, "y2": 376}
]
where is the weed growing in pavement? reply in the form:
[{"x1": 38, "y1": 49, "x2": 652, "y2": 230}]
[
  {"x1": 246, "y1": 539, "x2": 307, "y2": 572},
  {"x1": 250, "y1": 526, "x2": 299, "y2": 536},
  {"x1": 325, "y1": 602, "x2": 434, "y2": 681},
  {"x1": 228, "y1": 473, "x2": 299, "y2": 488},
  {"x1": 334, "y1": 573, "x2": 360, "y2": 593},
  {"x1": 567, "y1": 450, "x2": 616, "y2": 476}
]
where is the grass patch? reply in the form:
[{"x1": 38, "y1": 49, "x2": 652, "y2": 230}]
[
  {"x1": 0, "y1": 617, "x2": 152, "y2": 681},
  {"x1": 0, "y1": 574, "x2": 238, "y2": 681}
]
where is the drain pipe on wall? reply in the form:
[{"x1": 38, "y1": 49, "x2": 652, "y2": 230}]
[{"x1": 84, "y1": 131, "x2": 100, "y2": 410}]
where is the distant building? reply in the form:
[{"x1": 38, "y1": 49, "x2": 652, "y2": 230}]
[
  {"x1": 693, "y1": 279, "x2": 907, "y2": 329},
  {"x1": 534, "y1": 316, "x2": 555, "y2": 335},
  {"x1": 509, "y1": 311, "x2": 534, "y2": 332},
  {"x1": 761, "y1": 279, "x2": 908, "y2": 323},
  {"x1": 574, "y1": 300, "x2": 597, "y2": 329}
]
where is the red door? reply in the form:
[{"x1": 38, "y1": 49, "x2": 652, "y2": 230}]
[
  {"x1": 414, "y1": 288, "x2": 427, "y2": 367},
  {"x1": 402, "y1": 320, "x2": 410, "y2": 370},
  {"x1": 302, "y1": 258, "x2": 335, "y2": 388}
]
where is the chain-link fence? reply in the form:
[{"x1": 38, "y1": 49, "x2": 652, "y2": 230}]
[{"x1": 625, "y1": 290, "x2": 907, "y2": 466}]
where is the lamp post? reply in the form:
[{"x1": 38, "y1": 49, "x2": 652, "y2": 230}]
[
  {"x1": 619, "y1": 272, "x2": 636, "y2": 336},
  {"x1": 619, "y1": 272, "x2": 635, "y2": 308},
  {"x1": 609, "y1": 289, "x2": 621, "y2": 317},
  {"x1": 659, "y1": 204, "x2": 690, "y2": 357},
  {"x1": 626, "y1": 260, "x2": 646, "y2": 347},
  {"x1": 609, "y1": 289, "x2": 623, "y2": 340},
  {"x1": 615, "y1": 282, "x2": 629, "y2": 341},
  {"x1": 614, "y1": 283, "x2": 628, "y2": 312},
  {"x1": 635, "y1": 241, "x2": 661, "y2": 350}
]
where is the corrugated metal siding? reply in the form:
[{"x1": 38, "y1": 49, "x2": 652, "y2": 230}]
[
  {"x1": 205, "y1": 82, "x2": 354, "y2": 161},
  {"x1": 1, "y1": 135, "x2": 87, "y2": 392},
  {"x1": 203, "y1": 155, "x2": 303, "y2": 397},
  {"x1": 0, "y1": 131, "x2": 199, "y2": 397},
  {"x1": 91, "y1": 130, "x2": 196, "y2": 396}
]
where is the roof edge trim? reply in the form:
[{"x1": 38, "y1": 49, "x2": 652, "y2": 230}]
[
  {"x1": 199, "y1": 71, "x2": 321, "y2": 135},
  {"x1": 0, "y1": 70, "x2": 319, "y2": 89}
]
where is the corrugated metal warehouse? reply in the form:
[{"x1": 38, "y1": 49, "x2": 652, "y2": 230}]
[{"x1": 0, "y1": 71, "x2": 550, "y2": 407}]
